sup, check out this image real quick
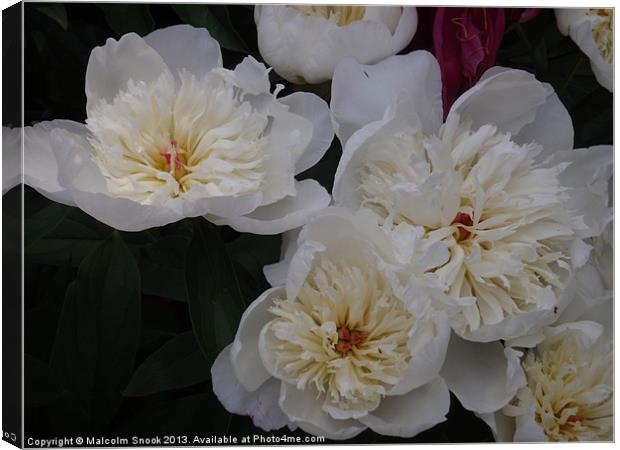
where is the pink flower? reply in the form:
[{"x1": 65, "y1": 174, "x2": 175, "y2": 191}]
[
  {"x1": 434, "y1": 8, "x2": 506, "y2": 114},
  {"x1": 418, "y1": 7, "x2": 540, "y2": 114}
]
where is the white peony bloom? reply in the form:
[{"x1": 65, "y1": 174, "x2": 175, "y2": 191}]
[
  {"x1": 212, "y1": 208, "x2": 455, "y2": 440},
  {"x1": 23, "y1": 25, "x2": 333, "y2": 233},
  {"x1": 555, "y1": 9, "x2": 613, "y2": 91},
  {"x1": 254, "y1": 5, "x2": 417, "y2": 84},
  {"x1": 331, "y1": 52, "x2": 613, "y2": 343},
  {"x1": 501, "y1": 317, "x2": 613, "y2": 442}
]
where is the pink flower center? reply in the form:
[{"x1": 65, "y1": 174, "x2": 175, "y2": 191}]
[
  {"x1": 335, "y1": 326, "x2": 369, "y2": 356},
  {"x1": 452, "y1": 212, "x2": 474, "y2": 241}
]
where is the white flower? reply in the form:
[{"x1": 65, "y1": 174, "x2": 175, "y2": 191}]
[
  {"x1": 23, "y1": 25, "x2": 333, "y2": 233},
  {"x1": 212, "y1": 208, "x2": 454, "y2": 439},
  {"x1": 331, "y1": 51, "x2": 613, "y2": 343},
  {"x1": 502, "y1": 318, "x2": 613, "y2": 442},
  {"x1": 555, "y1": 9, "x2": 613, "y2": 91},
  {"x1": 254, "y1": 5, "x2": 417, "y2": 84}
]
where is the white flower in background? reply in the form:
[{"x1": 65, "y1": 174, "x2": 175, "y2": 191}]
[
  {"x1": 23, "y1": 25, "x2": 333, "y2": 232},
  {"x1": 555, "y1": 9, "x2": 613, "y2": 91},
  {"x1": 212, "y1": 208, "x2": 455, "y2": 440},
  {"x1": 331, "y1": 51, "x2": 613, "y2": 344},
  {"x1": 254, "y1": 5, "x2": 417, "y2": 84},
  {"x1": 494, "y1": 309, "x2": 613, "y2": 442}
]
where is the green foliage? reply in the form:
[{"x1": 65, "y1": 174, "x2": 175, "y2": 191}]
[
  {"x1": 123, "y1": 331, "x2": 211, "y2": 397},
  {"x1": 49, "y1": 234, "x2": 142, "y2": 430}
]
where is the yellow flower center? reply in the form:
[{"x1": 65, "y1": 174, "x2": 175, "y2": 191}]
[
  {"x1": 262, "y1": 257, "x2": 415, "y2": 415},
  {"x1": 589, "y1": 9, "x2": 613, "y2": 63},
  {"x1": 292, "y1": 5, "x2": 366, "y2": 26},
  {"x1": 87, "y1": 71, "x2": 268, "y2": 205}
]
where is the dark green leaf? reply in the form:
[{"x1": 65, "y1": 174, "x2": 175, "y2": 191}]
[
  {"x1": 173, "y1": 5, "x2": 250, "y2": 53},
  {"x1": 49, "y1": 233, "x2": 141, "y2": 430},
  {"x1": 35, "y1": 4, "x2": 68, "y2": 30},
  {"x1": 226, "y1": 233, "x2": 281, "y2": 283},
  {"x1": 124, "y1": 331, "x2": 210, "y2": 397},
  {"x1": 99, "y1": 4, "x2": 155, "y2": 36},
  {"x1": 140, "y1": 235, "x2": 190, "y2": 302},
  {"x1": 25, "y1": 208, "x2": 113, "y2": 266},
  {"x1": 25, "y1": 260, "x2": 74, "y2": 361},
  {"x1": 186, "y1": 221, "x2": 245, "y2": 362},
  {"x1": 24, "y1": 202, "x2": 70, "y2": 245}
]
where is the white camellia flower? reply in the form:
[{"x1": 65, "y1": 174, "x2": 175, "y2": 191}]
[
  {"x1": 555, "y1": 9, "x2": 613, "y2": 91},
  {"x1": 331, "y1": 51, "x2": 613, "y2": 345},
  {"x1": 23, "y1": 25, "x2": 333, "y2": 233},
  {"x1": 254, "y1": 5, "x2": 417, "y2": 84},
  {"x1": 212, "y1": 208, "x2": 456, "y2": 440}
]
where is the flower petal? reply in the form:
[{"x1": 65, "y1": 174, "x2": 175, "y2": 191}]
[
  {"x1": 448, "y1": 67, "x2": 549, "y2": 136},
  {"x1": 279, "y1": 92, "x2": 334, "y2": 174},
  {"x1": 440, "y1": 335, "x2": 526, "y2": 414},
  {"x1": 568, "y1": 16, "x2": 612, "y2": 91},
  {"x1": 212, "y1": 345, "x2": 290, "y2": 431},
  {"x1": 230, "y1": 287, "x2": 283, "y2": 391},
  {"x1": 554, "y1": 9, "x2": 588, "y2": 35},
  {"x1": 23, "y1": 120, "x2": 89, "y2": 206},
  {"x1": 514, "y1": 87, "x2": 574, "y2": 156},
  {"x1": 359, "y1": 377, "x2": 450, "y2": 437},
  {"x1": 143, "y1": 24, "x2": 222, "y2": 79},
  {"x1": 279, "y1": 382, "x2": 366, "y2": 440},
  {"x1": 389, "y1": 310, "x2": 451, "y2": 395},
  {"x1": 85, "y1": 32, "x2": 170, "y2": 114},
  {"x1": 553, "y1": 146, "x2": 613, "y2": 238},
  {"x1": 210, "y1": 179, "x2": 330, "y2": 235},
  {"x1": 476, "y1": 411, "x2": 516, "y2": 442},
  {"x1": 263, "y1": 228, "x2": 300, "y2": 287},
  {"x1": 331, "y1": 51, "x2": 442, "y2": 144}
]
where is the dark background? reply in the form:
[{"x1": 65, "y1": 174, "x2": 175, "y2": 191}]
[{"x1": 15, "y1": 3, "x2": 612, "y2": 445}]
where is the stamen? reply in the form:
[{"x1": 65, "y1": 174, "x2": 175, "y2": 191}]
[{"x1": 452, "y1": 212, "x2": 474, "y2": 241}]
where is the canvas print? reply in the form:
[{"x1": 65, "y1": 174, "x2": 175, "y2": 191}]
[{"x1": 2, "y1": 2, "x2": 614, "y2": 446}]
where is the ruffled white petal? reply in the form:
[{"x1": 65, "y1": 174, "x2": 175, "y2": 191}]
[
  {"x1": 448, "y1": 67, "x2": 549, "y2": 137},
  {"x1": 514, "y1": 87, "x2": 574, "y2": 157},
  {"x1": 263, "y1": 228, "x2": 300, "y2": 287},
  {"x1": 331, "y1": 51, "x2": 442, "y2": 144},
  {"x1": 441, "y1": 335, "x2": 526, "y2": 414},
  {"x1": 85, "y1": 32, "x2": 170, "y2": 114},
  {"x1": 388, "y1": 310, "x2": 451, "y2": 395},
  {"x1": 359, "y1": 377, "x2": 450, "y2": 437},
  {"x1": 230, "y1": 287, "x2": 283, "y2": 391},
  {"x1": 212, "y1": 345, "x2": 290, "y2": 431},
  {"x1": 143, "y1": 24, "x2": 222, "y2": 79},
  {"x1": 23, "y1": 121, "x2": 88, "y2": 206},
  {"x1": 279, "y1": 92, "x2": 334, "y2": 174},
  {"x1": 552, "y1": 146, "x2": 613, "y2": 238},
  {"x1": 555, "y1": 9, "x2": 589, "y2": 35},
  {"x1": 279, "y1": 382, "x2": 365, "y2": 440},
  {"x1": 210, "y1": 179, "x2": 330, "y2": 235}
]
